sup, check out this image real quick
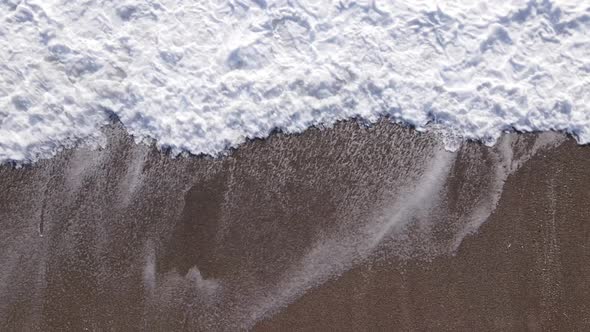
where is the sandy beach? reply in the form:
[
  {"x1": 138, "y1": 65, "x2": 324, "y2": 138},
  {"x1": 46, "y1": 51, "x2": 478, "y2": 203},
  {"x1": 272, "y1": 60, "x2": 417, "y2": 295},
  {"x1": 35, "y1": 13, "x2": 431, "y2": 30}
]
[{"x1": 1, "y1": 121, "x2": 589, "y2": 331}]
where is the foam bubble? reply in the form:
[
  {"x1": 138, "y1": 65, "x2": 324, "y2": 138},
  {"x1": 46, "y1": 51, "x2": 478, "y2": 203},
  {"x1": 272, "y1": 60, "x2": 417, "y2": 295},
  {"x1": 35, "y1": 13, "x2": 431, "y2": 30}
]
[{"x1": 1, "y1": 0, "x2": 589, "y2": 162}]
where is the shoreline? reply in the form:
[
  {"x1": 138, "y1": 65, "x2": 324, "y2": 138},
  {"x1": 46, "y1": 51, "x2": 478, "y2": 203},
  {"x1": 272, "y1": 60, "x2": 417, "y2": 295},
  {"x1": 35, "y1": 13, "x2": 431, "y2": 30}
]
[{"x1": 2, "y1": 115, "x2": 587, "y2": 168}]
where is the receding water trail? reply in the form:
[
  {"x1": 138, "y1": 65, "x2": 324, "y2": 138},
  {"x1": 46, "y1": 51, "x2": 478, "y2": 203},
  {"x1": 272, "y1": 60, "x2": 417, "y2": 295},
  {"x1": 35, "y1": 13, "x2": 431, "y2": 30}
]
[
  {"x1": 368, "y1": 149, "x2": 455, "y2": 249},
  {"x1": 450, "y1": 132, "x2": 568, "y2": 251},
  {"x1": 234, "y1": 145, "x2": 457, "y2": 328}
]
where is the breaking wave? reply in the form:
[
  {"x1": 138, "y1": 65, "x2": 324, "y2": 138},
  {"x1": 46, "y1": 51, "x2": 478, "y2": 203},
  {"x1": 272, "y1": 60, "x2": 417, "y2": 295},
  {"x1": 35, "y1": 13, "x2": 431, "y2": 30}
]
[{"x1": 1, "y1": 0, "x2": 589, "y2": 162}]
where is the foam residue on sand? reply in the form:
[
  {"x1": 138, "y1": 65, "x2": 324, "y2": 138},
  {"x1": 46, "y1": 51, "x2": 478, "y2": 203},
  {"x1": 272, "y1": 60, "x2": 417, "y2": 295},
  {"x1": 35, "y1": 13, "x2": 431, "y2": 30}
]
[{"x1": 1, "y1": 0, "x2": 589, "y2": 162}]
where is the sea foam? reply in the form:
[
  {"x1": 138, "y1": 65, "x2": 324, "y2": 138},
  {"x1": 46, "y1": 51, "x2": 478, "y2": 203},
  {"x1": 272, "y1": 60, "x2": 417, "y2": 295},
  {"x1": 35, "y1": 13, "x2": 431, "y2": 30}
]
[{"x1": 1, "y1": 0, "x2": 589, "y2": 162}]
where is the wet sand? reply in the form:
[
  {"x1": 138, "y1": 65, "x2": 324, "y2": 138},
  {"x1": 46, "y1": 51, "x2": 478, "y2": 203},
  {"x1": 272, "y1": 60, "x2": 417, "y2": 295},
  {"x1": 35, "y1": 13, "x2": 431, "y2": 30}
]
[{"x1": 0, "y1": 121, "x2": 589, "y2": 331}]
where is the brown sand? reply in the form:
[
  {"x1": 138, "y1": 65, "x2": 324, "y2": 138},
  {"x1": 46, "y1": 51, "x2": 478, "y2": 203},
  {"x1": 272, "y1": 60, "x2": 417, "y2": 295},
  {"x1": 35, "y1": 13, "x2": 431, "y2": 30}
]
[{"x1": 0, "y1": 121, "x2": 588, "y2": 331}]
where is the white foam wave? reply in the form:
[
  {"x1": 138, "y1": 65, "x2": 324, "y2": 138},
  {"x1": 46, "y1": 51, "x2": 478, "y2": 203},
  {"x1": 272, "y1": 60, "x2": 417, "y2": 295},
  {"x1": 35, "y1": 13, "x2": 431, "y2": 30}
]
[{"x1": 1, "y1": 0, "x2": 589, "y2": 162}]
